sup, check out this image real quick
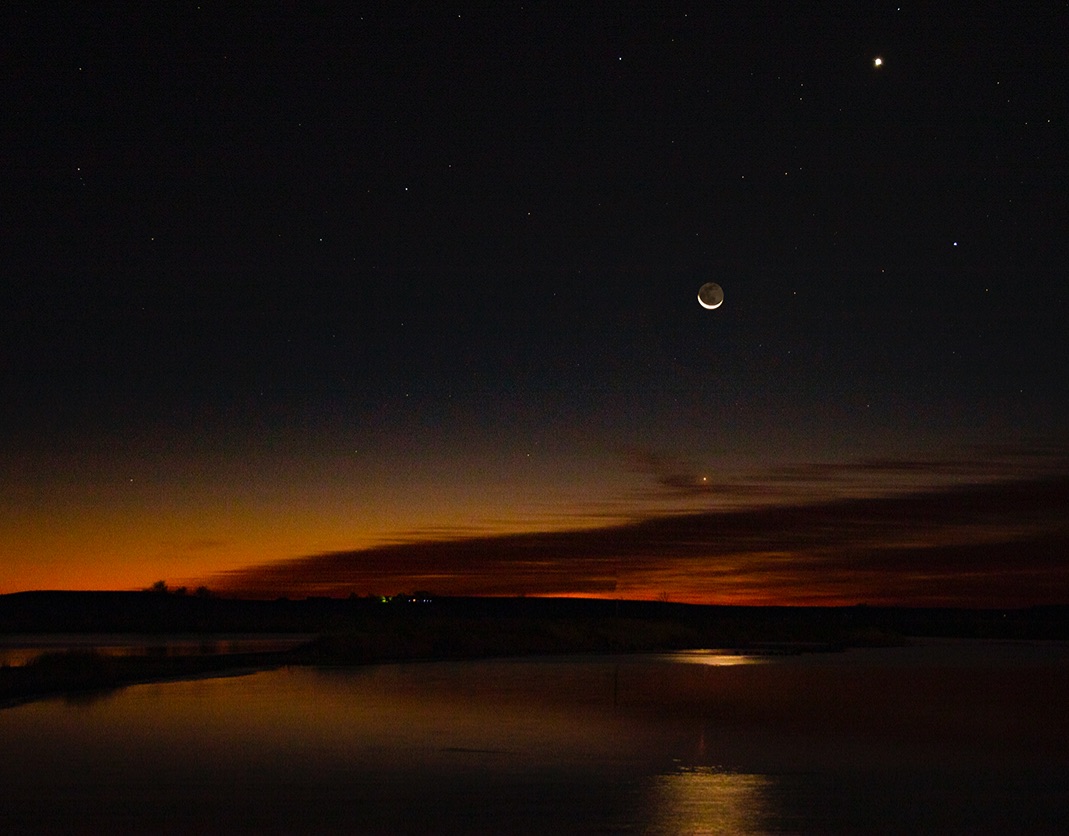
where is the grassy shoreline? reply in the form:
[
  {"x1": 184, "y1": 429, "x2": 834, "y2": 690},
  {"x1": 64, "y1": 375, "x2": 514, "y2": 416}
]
[
  {"x1": 4, "y1": 593, "x2": 1067, "y2": 708},
  {"x1": 1, "y1": 613, "x2": 878, "y2": 709},
  {"x1": 0, "y1": 649, "x2": 289, "y2": 709}
]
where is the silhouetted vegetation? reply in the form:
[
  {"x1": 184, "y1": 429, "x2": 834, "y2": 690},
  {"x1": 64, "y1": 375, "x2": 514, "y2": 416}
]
[
  {"x1": 148, "y1": 581, "x2": 203, "y2": 597},
  {"x1": 3, "y1": 592, "x2": 1068, "y2": 708},
  {"x1": 0, "y1": 648, "x2": 288, "y2": 709},
  {"x1": 4, "y1": 591, "x2": 1068, "y2": 639}
]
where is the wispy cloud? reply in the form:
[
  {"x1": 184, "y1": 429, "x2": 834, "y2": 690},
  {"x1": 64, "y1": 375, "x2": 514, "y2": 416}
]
[
  {"x1": 624, "y1": 448, "x2": 720, "y2": 497},
  {"x1": 619, "y1": 440, "x2": 1069, "y2": 516},
  {"x1": 209, "y1": 466, "x2": 1069, "y2": 607}
]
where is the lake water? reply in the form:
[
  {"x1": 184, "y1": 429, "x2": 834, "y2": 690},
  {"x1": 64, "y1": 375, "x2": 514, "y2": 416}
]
[
  {"x1": 0, "y1": 634, "x2": 314, "y2": 666},
  {"x1": 1, "y1": 640, "x2": 1067, "y2": 833}
]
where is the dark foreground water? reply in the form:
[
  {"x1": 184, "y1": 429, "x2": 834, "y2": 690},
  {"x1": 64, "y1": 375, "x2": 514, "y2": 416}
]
[{"x1": 1, "y1": 641, "x2": 1067, "y2": 833}]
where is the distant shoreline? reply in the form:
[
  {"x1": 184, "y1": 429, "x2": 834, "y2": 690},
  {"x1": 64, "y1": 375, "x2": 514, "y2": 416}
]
[
  {"x1": 3, "y1": 592, "x2": 1068, "y2": 708},
  {"x1": 0, "y1": 639, "x2": 861, "y2": 710},
  {"x1": 0, "y1": 650, "x2": 288, "y2": 709}
]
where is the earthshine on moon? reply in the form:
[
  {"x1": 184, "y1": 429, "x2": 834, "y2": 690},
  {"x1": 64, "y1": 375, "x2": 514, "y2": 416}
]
[{"x1": 697, "y1": 282, "x2": 724, "y2": 310}]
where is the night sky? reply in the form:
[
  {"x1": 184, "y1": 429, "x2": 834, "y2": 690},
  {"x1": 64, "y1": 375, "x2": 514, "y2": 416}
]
[{"x1": 3, "y1": 3, "x2": 1067, "y2": 603}]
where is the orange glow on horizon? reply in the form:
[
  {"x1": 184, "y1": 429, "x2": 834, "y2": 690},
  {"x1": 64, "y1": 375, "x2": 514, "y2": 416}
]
[{"x1": 5, "y1": 462, "x2": 1068, "y2": 609}]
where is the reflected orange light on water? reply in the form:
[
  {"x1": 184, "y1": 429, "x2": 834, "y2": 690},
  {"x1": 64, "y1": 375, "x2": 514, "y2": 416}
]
[
  {"x1": 656, "y1": 650, "x2": 769, "y2": 667},
  {"x1": 642, "y1": 767, "x2": 773, "y2": 835}
]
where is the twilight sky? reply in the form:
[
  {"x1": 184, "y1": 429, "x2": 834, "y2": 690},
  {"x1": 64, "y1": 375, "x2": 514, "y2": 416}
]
[{"x1": 3, "y1": 3, "x2": 1067, "y2": 603}]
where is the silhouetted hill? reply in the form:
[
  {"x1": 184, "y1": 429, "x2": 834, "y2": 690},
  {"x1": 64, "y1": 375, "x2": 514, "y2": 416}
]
[{"x1": 2, "y1": 591, "x2": 1068, "y2": 641}]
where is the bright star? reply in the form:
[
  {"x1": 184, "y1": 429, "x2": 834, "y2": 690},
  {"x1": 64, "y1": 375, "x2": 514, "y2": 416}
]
[{"x1": 873, "y1": 57, "x2": 883, "y2": 68}]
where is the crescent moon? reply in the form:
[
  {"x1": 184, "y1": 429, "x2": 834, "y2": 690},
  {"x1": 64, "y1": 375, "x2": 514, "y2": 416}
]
[{"x1": 697, "y1": 282, "x2": 724, "y2": 309}]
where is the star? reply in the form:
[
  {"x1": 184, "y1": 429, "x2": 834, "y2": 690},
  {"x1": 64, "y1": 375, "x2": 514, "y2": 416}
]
[{"x1": 874, "y1": 57, "x2": 883, "y2": 68}]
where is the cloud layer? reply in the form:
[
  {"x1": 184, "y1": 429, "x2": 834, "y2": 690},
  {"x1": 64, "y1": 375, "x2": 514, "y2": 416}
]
[{"x1": 210, "y1": 473, "x2": 1069, "y2": 607}]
